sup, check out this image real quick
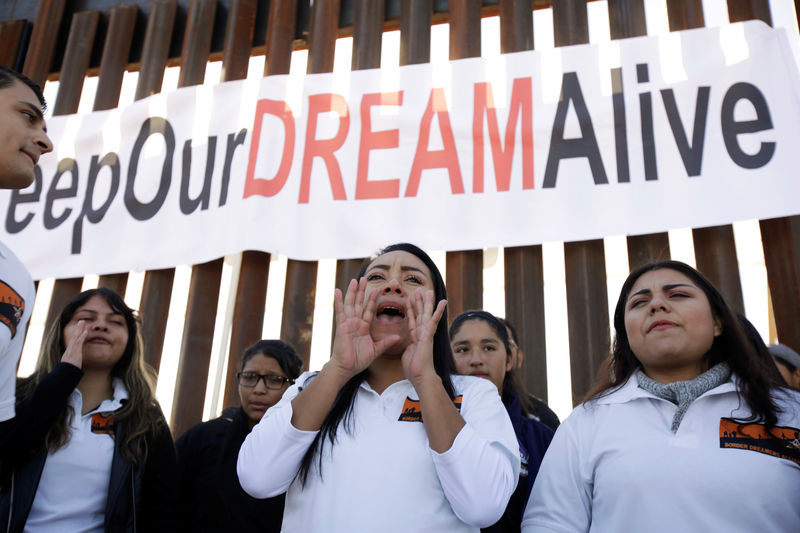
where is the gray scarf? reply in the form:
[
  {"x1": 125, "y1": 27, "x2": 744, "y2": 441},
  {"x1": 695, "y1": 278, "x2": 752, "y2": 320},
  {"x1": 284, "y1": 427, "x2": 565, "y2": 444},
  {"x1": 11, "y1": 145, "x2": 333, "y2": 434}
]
[{"x1": 635, "y1": 362, "x2": 731, "y2": 433}]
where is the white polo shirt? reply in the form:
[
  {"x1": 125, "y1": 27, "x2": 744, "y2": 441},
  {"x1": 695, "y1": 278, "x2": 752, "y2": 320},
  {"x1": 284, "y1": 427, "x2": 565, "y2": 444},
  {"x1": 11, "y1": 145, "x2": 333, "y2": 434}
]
[
  {"x1": 25, "y1": 378, "x2": 128, "y2": 533},
  {"x1": 238, "y1": 373, "x2": 520, "y2": 533},
  {"x1": 522, "y1": 374, "x2": 800, "y2": 533},
  {"x1": 0, "y1": 241, "x2": 35, "y2": 421}
]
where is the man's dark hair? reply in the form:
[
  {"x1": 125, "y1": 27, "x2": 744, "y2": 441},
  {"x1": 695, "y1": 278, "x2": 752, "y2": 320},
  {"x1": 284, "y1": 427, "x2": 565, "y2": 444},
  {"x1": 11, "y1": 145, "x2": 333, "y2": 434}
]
[{"x1": 0, "y1": 66, "x2": 47, "y2": 111}]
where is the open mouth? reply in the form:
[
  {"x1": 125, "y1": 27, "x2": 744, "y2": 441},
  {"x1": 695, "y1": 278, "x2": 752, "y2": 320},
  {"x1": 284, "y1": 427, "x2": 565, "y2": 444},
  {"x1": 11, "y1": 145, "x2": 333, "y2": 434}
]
[{"x1": 376, "y1": 303, "x2": 406, "y2": 323}]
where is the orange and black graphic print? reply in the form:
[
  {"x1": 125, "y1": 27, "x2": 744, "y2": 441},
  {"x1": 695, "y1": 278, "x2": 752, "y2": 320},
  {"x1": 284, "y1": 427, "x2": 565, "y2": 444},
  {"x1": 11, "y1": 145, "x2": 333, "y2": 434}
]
[
  {"x1": 398, "y1": 395, "x2": 463, "y2": 422},
  {"x1": 0, "y1": 281, "x2": 24, "y2": 338},
  {"x1": 91, "y1": 413, "x2": 116, "y2": 435},
  {"x1": 719, "y1": 417, "x2": 800, "y2": 466}
]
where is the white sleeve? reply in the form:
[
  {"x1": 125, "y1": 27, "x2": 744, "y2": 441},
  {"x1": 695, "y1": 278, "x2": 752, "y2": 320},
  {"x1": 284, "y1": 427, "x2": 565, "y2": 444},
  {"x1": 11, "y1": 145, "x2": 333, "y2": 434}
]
[
  {"x1": 0, "y1": 257, "x2": 34, "y2": 422},
  {"x1": 521, "y1": 408, "x2": 591, "y2": 533},
  {"x1": 431, "y1": 377, "x2": 520, "y2": 527},
  {"x1": 236, "y1": 373, "x2": 319, "y2": 498}
]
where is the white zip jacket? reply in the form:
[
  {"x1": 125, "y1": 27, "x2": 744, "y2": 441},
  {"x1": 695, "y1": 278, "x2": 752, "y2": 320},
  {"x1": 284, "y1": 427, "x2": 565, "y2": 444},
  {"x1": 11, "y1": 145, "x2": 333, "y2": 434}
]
[
  {"x1": 238, "y1": 373, "x2": 520, "y2": 532},
  {"x1": 522, "y1": 374, "x2": 800, "y2": 533}
]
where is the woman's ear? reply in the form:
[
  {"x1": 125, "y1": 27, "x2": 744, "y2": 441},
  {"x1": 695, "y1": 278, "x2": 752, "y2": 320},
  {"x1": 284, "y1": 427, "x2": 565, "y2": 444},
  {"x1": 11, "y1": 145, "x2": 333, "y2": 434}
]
[{"x1": 713, "y1": 316, "x2": 723, "y2": 337}]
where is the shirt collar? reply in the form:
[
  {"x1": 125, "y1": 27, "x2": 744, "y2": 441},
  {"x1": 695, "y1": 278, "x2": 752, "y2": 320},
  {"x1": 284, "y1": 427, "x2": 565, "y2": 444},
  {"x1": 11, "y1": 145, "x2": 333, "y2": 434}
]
[
  {"x1": 594, "y1": 370, "x2": 738, "y2": 405},
  {"x1": 72, "y1": 377, "x2": 130, "y2": 416}
]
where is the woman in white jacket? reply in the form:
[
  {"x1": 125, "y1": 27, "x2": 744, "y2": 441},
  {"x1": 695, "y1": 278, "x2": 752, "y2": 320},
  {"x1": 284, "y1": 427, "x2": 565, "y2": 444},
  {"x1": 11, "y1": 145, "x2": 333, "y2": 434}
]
[
  {"x1": 238, "y1": 243, "x2": 519, "y2": 533},
  {"x1": 523, "y1": 260, "x2": 799, "y2": 533}
]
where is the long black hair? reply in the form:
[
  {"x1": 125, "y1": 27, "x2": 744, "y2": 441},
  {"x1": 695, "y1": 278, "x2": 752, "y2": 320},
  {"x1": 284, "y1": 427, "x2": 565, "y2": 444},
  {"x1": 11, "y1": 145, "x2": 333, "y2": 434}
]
[
  {"x1": 297, "y1": 243, "x2": 455, "y2": 484},
  {"x1": 586, "y1": 260, "x2": 783, "y2": 428},
  {"x1": 18, "y1": 288, "x2": 162, "y2": 463}
]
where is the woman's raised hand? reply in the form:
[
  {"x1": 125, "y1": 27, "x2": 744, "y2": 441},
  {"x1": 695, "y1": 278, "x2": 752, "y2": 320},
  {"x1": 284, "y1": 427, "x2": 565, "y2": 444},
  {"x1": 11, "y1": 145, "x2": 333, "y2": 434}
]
[
  {"x1": 330, "y1": 278, "x2": 400, "y2": 379},
  {"x1": 401, "y1": 288, "x2": 447, "y2": 384},
  {"x1": 61, "y1": 322, "x2": 87, "y2": 368}
]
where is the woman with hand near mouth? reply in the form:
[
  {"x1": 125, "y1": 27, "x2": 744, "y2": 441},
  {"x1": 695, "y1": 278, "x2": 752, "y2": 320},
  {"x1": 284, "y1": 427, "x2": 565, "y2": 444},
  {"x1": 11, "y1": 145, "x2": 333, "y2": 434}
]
[
  {"x1": 238, "y1": 243, "x2": 519, "y2": 532},
  {"x1": 0, "y1": 288, "x2": 177, "y2": 532},
  {"x1": 522, "y1": 261, "x2": 800, "y2": 533},
  {"x1": 177, "y1": 339, "x2": 301, "y2": 532},
  {"x1": 450, "y1": 310, "x2": 553, "y2": 533}
]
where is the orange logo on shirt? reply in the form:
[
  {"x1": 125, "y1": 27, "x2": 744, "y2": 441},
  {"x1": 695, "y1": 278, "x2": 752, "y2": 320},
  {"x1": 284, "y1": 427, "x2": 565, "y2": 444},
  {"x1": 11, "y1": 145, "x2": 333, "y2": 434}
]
[
  {"x1": 398, "y1": 395, "x2": 463, "y2": 422},
  {"x1": 719, "y1": 417, "x2": 800, "y2": 465},
  {"x1": 91, "y1": 413, "x2": 116, "y2": 435},
  {"x1": 0, "y1": 280, "x2": 24, "y2": 337}
]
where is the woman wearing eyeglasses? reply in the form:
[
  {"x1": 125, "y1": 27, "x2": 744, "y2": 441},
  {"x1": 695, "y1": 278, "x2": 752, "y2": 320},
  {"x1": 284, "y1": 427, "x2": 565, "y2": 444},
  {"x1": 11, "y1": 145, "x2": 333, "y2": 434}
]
[{"x1": 177, "y1": 340, "x2": 302, "y2": 533}]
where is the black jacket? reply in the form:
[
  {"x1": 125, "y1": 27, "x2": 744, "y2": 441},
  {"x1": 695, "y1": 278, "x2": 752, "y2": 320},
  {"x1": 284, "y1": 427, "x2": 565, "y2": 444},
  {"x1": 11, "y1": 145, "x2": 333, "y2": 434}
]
[
  {"x1": 0, "y1": 363, "x2": 178, "y2": 533},
  {"x1": 177, "y1": 406, "x2": 284, "y2": 533}
]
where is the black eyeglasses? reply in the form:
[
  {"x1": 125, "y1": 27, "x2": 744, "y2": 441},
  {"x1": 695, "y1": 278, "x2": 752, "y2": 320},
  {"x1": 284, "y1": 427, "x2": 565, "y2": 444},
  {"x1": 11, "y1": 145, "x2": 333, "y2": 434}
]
[{"x1": 237, "y1": 372, "x2": 294, "y2": 390}]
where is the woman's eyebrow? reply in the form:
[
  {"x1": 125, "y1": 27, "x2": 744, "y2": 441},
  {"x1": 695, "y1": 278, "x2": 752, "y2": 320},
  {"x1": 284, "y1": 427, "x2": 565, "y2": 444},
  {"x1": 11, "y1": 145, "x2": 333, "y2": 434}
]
[
  {"x1": 629, "y1": 283, "x2": 695, "y2": 301},
  {"x1": 628, "y1": 288, "x2": 651, "y2": 300},
  {"x1": 662, "y1": 283, "x2": 694, "y2": 291},
  {"x1": 367, "y1": 265, "x2": 426, "y2": 275}
]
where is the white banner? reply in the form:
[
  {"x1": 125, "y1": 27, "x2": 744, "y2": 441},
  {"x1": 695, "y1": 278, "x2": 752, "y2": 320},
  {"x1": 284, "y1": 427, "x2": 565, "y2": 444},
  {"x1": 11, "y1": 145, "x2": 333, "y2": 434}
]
[{"x1": 4, "y1": 21, "x2": 800, "y2": 280}]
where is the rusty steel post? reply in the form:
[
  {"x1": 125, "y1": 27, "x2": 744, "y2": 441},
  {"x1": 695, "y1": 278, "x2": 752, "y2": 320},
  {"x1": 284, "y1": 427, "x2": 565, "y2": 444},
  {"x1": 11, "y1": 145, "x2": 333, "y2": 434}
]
[
  {"x1": 169, "y1": 0, "x2": 225, "y2": 439},
  {"x1": 278, "y1": 0, "x2": 342, "y2": 370},
  {"x1": 727, "y1": 0, "x2": 800, "y2": 352},
  {"x1": 445, "y1": 0, "x2": 483, "y2": 319},
  {"x1": 137, "y1": 0, "x2": 178, "y2": 374},
  {"x1": 551, "y1": 0, "x2": 611, "y2": 406},
  {"x1": 21, "y1": 0, "x2": 66, "y2": 86},
  {"x1": 327, "y1": 0, "x2": 382, "y2": 354},
  {"x1": 607, "y1": 0, "x2": 670, "y2": 270},
  {"x1": 498, "y1": 0, "x2": 549, "y2": 401},
  {"x1": 0, "y1": 20, "x2": 26, "y2": 68},
  {"x1": 222, "y1": 0, "x2": 299, "y2": 407},
  {"x1": 208, "y1": 0, "x2": 267, "y2": 410},
  {"x1": 40, "y1": 11, "x2": 100, "y2": 341},
  {"x1": 94, "y1": 5, "x2": 139, "y2": 295},
  {"x1": 665, "y1": 1, "x2": 744, "y2": 313}
]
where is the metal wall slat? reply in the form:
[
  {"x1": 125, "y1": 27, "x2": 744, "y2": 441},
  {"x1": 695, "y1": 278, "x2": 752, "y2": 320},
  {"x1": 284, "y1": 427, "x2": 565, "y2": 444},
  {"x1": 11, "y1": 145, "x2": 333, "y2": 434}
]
[
  {"x1": 93, "y1": 6, "x2": 138, "y2": 112},
  {"x1": 0, "y1": 20, "x2": 26, "y2": 68},
  {"x1": 136, "y1": 0, "x2": 178, "y2": 374},
  {"x1": 264, "y1": 0, "x2": 299, "y2": 77},
  {"x1": 221, "y1": 0, "x2": 257, "y2": 81},
  {"x1": 498, "y1": 0, "x2": 548, "y2": 401},
  {"x1": 223, "y1": 0, "x2": 297, "y2": 408},
  {"x1": 400, "y1": 0, "x2": 432, "y2": 67},
  {"x1": 664, "y1": 1, "x2": 744, "y2": 313},
  {"x1": 326, "y1": 0, "x2": 381, "y2": 353},
  {"x1": 134, "y1": 0, "x2": 178, "y2": 102},
  {"x1": 94, "y1": 5, "x2": 139, "y2": 295},
  {"x1": 728, "y1": 0, "x2": 800, "y2": 351},
  {"x1": 760, "y1": 217, "x2": 800, "y2": 351},
  {"x1": 41, "y1": 11, "x2": 101, "y2": 341},
  {"x1": 211, "y1": 0, "x2": 265, "y2": 409},
  {"x1": 692, "y1": 225, "x2": 744, "y2": 312},
  {"x1": 552, "y1": 0, "x2": 611, "y2": 406},
  {"x1": 278, "y1": 0, "x2": 341, "y2": 370},
  {"x1": 445, "y1": 0, "x2": 483, "y2": 319},
  {"x1": 224, "y1": 252, "x2": 269, "y2": 408},
  {"x1": 170, "y1": 0, "x2": 224, "y2": 438},
  {"x1": 504, "y1": 245, "x2": 548, "y2": 398},
  {"x1": 727, "y1": 0, "x2": 772, "y2": 24},
  {"x1": 665, "y1": 0, "x2": 706, "y2": 30},
  {"x1": 21, "y1": 0, "x2": 66, "y2": 86},
  {"x1": 606, "y1": 0, "x2": 671, "y2": 270}
]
